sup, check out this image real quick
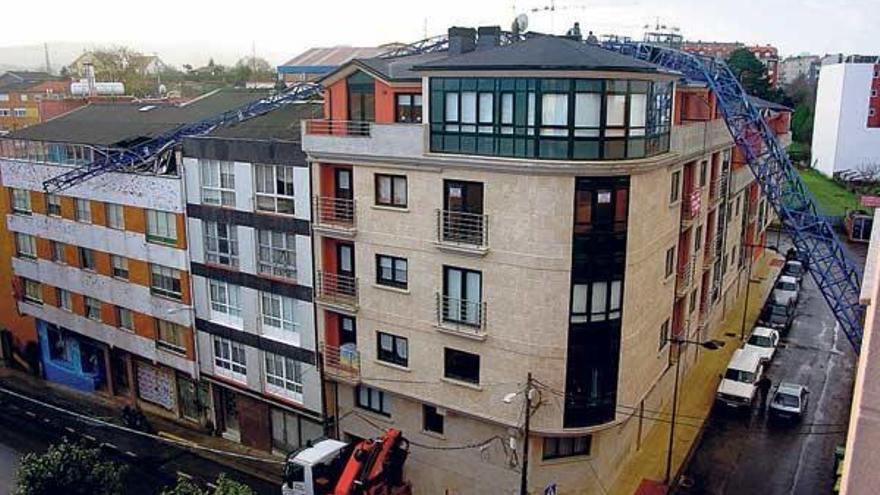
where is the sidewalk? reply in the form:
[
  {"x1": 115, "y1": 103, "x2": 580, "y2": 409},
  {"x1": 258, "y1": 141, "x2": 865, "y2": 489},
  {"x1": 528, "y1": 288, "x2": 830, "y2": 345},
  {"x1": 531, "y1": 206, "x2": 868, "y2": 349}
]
[
  {"x1": 612, "y1": 252, "x2": 783, "y2": 495},
  {"x1": 0, "y1": 366, "x2": 283, "y2": 485}
]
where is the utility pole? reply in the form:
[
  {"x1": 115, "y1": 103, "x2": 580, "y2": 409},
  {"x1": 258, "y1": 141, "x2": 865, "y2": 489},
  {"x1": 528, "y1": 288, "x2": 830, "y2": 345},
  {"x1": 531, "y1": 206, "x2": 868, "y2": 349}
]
[
  {"x1": 520, "y1": 372, "x2": 532, "y2": 495},
  {"x1": 665, "y1": 341, "x2": 682, "y2": 486},
  {"x1": 740, "y1": 198, "x2": 754, "y2": 341}
]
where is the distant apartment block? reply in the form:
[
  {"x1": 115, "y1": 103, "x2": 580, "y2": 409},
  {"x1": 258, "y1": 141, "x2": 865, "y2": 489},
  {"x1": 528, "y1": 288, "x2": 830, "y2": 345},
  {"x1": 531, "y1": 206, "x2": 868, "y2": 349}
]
[
  {"x1": 0, "y1": 71, "x2": 82, "y2": 133},
  {"x1": 780, "y1": 54, "x2": 821, "y2": 85},
  {"x1": 682, "y1": 41, "x2": 780, "y2": 86},
  {"x1": 812, "y1": 59, "x2": 880, "y2": 177}
]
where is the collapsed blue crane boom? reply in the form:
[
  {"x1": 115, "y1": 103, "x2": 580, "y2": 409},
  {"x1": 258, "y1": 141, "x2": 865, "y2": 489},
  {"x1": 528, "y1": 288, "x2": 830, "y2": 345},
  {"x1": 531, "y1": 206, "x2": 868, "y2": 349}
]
[
  {"x1": 41, "y1": 82, "x2": 322, "y2": 194},
  {"x1": 601, "y1": 40, "x2": 864, "y2": 353}
]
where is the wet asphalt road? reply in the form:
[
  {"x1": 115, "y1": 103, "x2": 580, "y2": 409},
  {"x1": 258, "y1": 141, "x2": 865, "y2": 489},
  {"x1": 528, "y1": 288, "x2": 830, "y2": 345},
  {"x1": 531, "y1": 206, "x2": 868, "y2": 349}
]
[
  {"x1": 678, "y1": 237, "x2": 863, "y2": 495},
  {"x1": 0, "y1": 387, "x2": 280, "y2": 495}
]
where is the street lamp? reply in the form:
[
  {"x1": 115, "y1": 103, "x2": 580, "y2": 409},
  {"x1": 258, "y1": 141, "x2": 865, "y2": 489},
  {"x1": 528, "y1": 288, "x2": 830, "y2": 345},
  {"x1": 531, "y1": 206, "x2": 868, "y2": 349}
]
[{"x1": 664, "y1": 337, "x2": 724, "y2": 486}]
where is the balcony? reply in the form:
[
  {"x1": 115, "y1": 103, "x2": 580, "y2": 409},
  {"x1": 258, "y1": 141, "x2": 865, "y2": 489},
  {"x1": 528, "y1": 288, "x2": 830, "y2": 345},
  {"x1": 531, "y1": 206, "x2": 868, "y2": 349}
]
[
  {"x1": 681, "y1": 189, "x2": 702, "y2": 228},
  {"x1": 670, "y1": 119, "x2": 732, "y2": 157},
  {"x1": 321, "y1": 343, "x2": 361, "y2": 384},
  {"x1": 435, "y1": 209, "x2": 489, "y2": 256},
  {"x1": 703, "y1": 242, "x2": 715, "y2": 269},
  {"x1": 436, "y1": 294, "x2": 486, "y2": 340},
  {"x1": 709, "y1": 177, "x2": 724, "y2": 205},
  {"x1": 676, "y1": 260, "x2": 694, "y2": 298},
  {"x1": 302, "y1": 119, "x2": 425, "y2": 160},
  {"x1": 313, "y1": 197, "x2": 356, "y2": 237},
  {"x1": 316, "y1": 271, "x2": 358, "y2": 311}
]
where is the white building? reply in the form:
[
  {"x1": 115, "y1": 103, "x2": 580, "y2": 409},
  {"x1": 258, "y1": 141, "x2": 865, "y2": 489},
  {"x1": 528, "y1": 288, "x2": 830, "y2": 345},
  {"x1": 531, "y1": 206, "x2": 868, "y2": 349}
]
[{"x1": 812, "y1": 61, "x2": 880, "y2": 178}]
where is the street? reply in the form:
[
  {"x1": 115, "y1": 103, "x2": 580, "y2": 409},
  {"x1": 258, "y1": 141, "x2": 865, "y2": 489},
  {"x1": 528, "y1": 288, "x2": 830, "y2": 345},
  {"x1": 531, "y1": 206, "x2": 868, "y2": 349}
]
[
  {"x1": 678, "y1": 238, "x2": 863, "y2": 494},
  {"x1": 0, "y1": 385, "x2": 281, "y2": 495}
]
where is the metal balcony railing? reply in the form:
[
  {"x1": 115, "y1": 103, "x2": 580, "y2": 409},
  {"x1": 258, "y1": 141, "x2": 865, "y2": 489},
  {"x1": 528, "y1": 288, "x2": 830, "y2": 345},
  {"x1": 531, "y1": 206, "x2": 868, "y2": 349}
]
[
  {"x1": 437, "y1": 210, "x2": 488, "y2": 249},
  {"x1": 681, "y1": 189, "x2": 702, "y2": 226},
  {"x1": 676, "y1": 260, "x2": 694, "y2": 297},
  {"x1": 304, "y1": 119, "x2": 371, "y2": 137},
  {"x1": 436, "y1": 293, "x2": 486, "y2": 336},
  {"x1": 322, "y1": 343, "x2": 361, "y2": 381},
  {"x1": 703, "y1": 242, "x2": 715, "y2": 269},
  {"x1": 709, "y1": 177, "x2": 723, "y2": 204},
  {"x1": 316, "y1": 271, "x2": 358, "y2": 307},
  {"x1": 314, "y1": 197, "x2": 355, "y2": 229}
]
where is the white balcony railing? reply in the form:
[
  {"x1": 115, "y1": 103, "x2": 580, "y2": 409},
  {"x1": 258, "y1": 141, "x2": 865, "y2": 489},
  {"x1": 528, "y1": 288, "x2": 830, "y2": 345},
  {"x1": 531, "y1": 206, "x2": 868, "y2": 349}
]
[
  {"x1": 305, "y1": 119, "x2": 371, "y2": 137},
  {"x1": 437, "y1": 293, "x2": 486, "y2": 337}
]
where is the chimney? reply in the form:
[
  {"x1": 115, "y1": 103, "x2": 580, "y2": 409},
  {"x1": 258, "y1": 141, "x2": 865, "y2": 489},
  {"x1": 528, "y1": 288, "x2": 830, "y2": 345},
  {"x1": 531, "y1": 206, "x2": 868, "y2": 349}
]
[
  {"x1": 448, "y1": 27, "x2": 477, "y2": 55},
  {"x1": 477, "y1": 26, "x2": 502, "y2": 51}
]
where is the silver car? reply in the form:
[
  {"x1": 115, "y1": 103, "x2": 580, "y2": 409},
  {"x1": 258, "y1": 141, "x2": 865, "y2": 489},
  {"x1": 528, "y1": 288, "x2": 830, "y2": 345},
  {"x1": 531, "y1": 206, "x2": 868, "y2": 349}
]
[
  {"x1": 772, "y1": 275, "x2": 800, "y2": 307},
  {"x1": 769, "y1": 382, "x2": 809, "y2": 421}
]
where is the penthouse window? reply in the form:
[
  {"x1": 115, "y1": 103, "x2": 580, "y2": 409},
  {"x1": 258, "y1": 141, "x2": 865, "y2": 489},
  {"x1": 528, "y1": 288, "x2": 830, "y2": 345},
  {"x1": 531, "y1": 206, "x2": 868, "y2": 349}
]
[
  {"x1": 200, "y1": 159, "x2": 235, "y2": 207},
  {"x1": 146, "y1": 210, "x2": 177, "y2": 245},
  {"x1": 430, "y1": 77, "x2": 672, "y2": 160},
  {"x1": 396, "y1": 94, "x2": 423, "y2": 123}
]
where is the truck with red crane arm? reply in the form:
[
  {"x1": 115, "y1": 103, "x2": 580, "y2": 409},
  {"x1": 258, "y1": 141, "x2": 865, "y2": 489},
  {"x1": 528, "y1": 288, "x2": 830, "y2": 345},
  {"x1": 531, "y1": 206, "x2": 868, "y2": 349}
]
[{"x1": 282, "y1": 428, "x2": 412, "y2": 495}]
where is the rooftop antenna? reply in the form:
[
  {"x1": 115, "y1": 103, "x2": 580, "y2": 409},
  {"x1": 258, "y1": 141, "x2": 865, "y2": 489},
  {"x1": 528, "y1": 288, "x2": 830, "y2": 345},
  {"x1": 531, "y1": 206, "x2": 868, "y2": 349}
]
[{"x1": 511, "y1": 13, "x2": 529, "y2": 36}]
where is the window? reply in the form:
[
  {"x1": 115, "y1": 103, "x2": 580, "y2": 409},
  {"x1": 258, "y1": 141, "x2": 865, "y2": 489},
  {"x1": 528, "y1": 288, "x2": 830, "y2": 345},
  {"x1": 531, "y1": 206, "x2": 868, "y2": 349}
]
[
  {"x1": 257, "y1": 230, "x2": 296, "y2": 279},
  {"x1": 146, "y1": 210, "x2": 177, "y2": 244},
  {"x1": 0, "y1": 94, "x2": 7, "y2": 101},
  {"x1": 74, "y1": 198, "x2": 91, "y2": 223},
  {"x1": 570, "y1": 280, "x2": 622, "y2": 323},
  {"x1": 670, "y1": 170, "x2": 681, "y2": 203},
  {"x1": 11, "y1": 188, "x2": 31, "y2": 214},
  {"x1": 659, "y1": 318, "x2": 670, "y2": 350},
  {"x1": 150, "y1": 264, "x2": 182, "y2": 300},
  {"x1": 47, "y1": 194, "x2": 61, "y2": 216},
  {"x1": 541, "y1": 93, "x2": 569, "y2": 136},
  {"x1": 376, "y1": 255, "x2": 407, "y2": 289},
  {"x1": 57, "y1": 288, "x2": 72, "y2": 311},
  {"x1": 209, "y1": 280, "x2": 242, "y2": 326},
  {"x1": 444, "y1": 348, "x2": 480, "y2": 384},
  {"x1": 110, "y1": 255, "x2": 129, "y2": 279},
  {"x1": 442, "y1": 266, "x2": 482, "y2": 326},
  {"x1": 51, "y1": 241, "x2": 67, "y2": 263},
  {"x1": 0, "y1": 109, "x2": 9, "y2": 117},
  {"x1": 689, "y1": 289, "x2": 698, "y2": 313},
  {"x1": 665, "y1": 247, "x2": 675, "y2": 278},
  {"x1": 356, "y1": 385, "x2": 390, "y2": 416},
  {"x1": 694, "y1": 225, "x2": 703, "y2": 252},
  {"x1": 116, "y1": 307, "x2": 134, "y2": 331},
  {"x1": 395, "y1": 94, "x2": 423, "y2": 123},
  {"x1": 79, "y1": 247, "x2": 96, "y2": 270},
  {"x1": 423, "y1": 405, "x2": 444, "y2": 434},
  {"x1": 13, "y1": 108, "x2": 26, "y2": 118},
  {"x1": 204, "y1": 221, "x2": 239, "y2": 267},
  {"x1": 377, "y1": 332, "x2": 408, "y2": 367},
  {"x1": 542, "y1": 436, "x2": 592, "y2": 460},
  {"x1": 22, "y1": 278, "x2": 42, "y2": 303},
  {"x1": 265, "y1": 352, "x2": 304, "y2": 399},
  {"x1": 699, "y1": 160, "x2": 708, "y2": 187},
  {"x1": 156, "y1": 319, "x2": 187, "y2": 353},
  {"x1": 15, "y1": 233, "x2": 36, "y2": 259},
  {"x1": 255, "y1": 164, "x2": 295, "y2": 214},
  {"x1": 106, "y1": 203, "x2": 124, "y2": 230},
  {"x1": 84, "y1": 296, "x2": 101, "y2": 320},
  {"x1": 20, "y1": 95, "x2": 27, "y2": 102},
  {"x1": 213, "y1": 337, "x2": 247, "y2": 379},
  {"x1": 200, "y1": 160, "x2": 235, "y2": 206},
  {"x1": 260, "y1": 292, "x2": 298, "y2": 336},
  {"x1": 375, "y1": 174, "x2": 407, "y2": 208}
]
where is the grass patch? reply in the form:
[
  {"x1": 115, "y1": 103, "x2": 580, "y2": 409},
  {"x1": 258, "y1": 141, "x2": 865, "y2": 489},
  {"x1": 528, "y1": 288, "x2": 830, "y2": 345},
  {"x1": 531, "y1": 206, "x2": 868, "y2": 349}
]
[{"x1": 798, "y1": 168, "x2": 858, "y2": 216}]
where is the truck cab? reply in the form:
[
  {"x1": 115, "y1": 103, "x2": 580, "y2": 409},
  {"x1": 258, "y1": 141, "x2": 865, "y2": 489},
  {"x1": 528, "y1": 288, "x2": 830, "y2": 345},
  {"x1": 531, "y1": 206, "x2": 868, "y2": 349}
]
[{"x1": 282, "y1": 439, "x2": 351, "y2": 495}]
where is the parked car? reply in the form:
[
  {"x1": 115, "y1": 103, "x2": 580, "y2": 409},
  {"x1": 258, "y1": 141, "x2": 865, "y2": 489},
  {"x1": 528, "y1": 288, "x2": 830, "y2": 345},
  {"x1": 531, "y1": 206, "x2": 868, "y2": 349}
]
[
  {"x1": 772, "y1": 275, "x2": 801, "y2": 307},
  {"x1": 769, "y1": 382, "x2": 809, "y2": 421},
  {"x1": 744, "y1": 326, "x2": 780, "y2": 363},
  {"x1": 786, "y1": 247, "x2": 809, "y2": 267},
  {"x1": 716, "y1": 349, "x2": 765, "y2": 410},
  {"x1": 758, "y1": 302, "x2": 795, "y2": 332},
  {"x1": 783, "y1": 260, "x2": 806, "y2": 283}
]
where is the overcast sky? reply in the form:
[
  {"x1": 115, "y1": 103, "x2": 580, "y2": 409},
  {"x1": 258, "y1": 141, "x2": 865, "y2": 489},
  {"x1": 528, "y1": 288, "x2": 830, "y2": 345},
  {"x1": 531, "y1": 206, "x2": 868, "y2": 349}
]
[{"x1": 0, "y1": 0, "x2": 876, "y2": 66}]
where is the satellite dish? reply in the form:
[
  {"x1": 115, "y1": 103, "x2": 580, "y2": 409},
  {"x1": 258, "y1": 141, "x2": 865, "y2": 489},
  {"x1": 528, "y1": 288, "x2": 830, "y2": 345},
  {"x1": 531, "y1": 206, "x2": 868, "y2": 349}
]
[{"x1": 514, "y1": 13, "x2": 529, "y2": 33}]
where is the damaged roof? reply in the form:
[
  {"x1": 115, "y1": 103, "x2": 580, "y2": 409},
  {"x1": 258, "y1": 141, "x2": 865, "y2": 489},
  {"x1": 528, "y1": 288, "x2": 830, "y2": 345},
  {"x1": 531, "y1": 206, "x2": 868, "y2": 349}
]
[
  {"x1": 207, "y1": 102, "x2": 324, "y2": 141},
  {"x1": 7, "y1": 88, "x2": 272, "y2": 147},
  {"x1": 413, "y1": 35, "x2": 676, "y2": 74}
]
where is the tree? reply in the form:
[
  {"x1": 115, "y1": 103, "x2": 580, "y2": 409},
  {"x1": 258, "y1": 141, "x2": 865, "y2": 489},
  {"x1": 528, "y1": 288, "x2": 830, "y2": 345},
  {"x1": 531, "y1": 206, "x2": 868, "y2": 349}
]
[
  {"x1": 15, "y1": 440, "x2": 127, "y2": 495},
  {"x1": 726, "y1": 48, "x2": 773, "y2": 101},
  {"x1": 791, "y1": 104, "x2": 814, "y2": 144},
  {"x1": 161, "y1": 474, "x2": 255, "y2": 495}
]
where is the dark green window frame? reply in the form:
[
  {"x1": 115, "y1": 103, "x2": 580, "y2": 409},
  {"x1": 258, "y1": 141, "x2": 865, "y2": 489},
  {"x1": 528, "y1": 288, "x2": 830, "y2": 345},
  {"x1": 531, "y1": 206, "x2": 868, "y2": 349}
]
[{"x1": 429, "y1": 77, "x2": 672, "y2": 161}]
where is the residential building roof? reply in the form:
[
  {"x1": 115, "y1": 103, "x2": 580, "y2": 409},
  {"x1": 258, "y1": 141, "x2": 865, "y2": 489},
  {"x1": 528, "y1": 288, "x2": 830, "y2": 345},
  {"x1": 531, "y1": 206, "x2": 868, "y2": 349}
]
[
  {"x1": 412, "y1": 35, "x2": 674, "y2": 74},
  {"x1": 208, "y1": 102, "x2": 323, "y2": 141},
  {"x1": 278, "y1": 46, "x2": 390, "y2": 74},
  {"x1": 746, "y1": 95, "x2": 792, "y2": 112},
  {"x1": 0, "y1": 71, "x2": 63, "y2": 92},
  {"x1": 7, "y1": 88, "x2": 271, "y2": 147}
]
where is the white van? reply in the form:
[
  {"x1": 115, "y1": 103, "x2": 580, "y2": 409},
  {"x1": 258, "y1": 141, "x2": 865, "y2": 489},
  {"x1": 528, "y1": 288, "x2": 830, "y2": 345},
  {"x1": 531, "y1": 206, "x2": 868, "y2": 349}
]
[{"x1": 716, "y1": 349, "x2": 765, "y2": 409}]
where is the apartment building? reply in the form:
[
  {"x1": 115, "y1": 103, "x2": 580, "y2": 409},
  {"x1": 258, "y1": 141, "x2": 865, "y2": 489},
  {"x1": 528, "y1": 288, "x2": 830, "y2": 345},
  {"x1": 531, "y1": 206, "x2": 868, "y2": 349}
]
[
  {"x1": 300, "y1": 27, "x2": 769, "y2": 493},
  {"x1": 180, "y1": 102, "x2": 326, "y2": 452},
  {"x1": 0, "y1": 71, "x2": 78, "y2": 133},
  {"x1": 0, "y1": 89, "x2": 269, "y2": 423},
  {"x1": 681, "y1": 42, "x2": 780, "y2": 87}
]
